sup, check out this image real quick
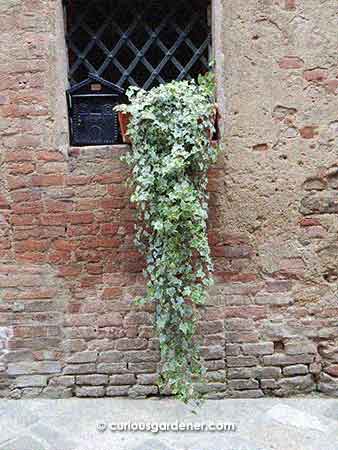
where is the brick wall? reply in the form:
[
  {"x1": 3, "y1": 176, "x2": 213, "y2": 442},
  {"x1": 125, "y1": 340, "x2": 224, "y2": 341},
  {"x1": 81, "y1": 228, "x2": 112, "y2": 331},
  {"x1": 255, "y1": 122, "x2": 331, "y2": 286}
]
[{"x1": 0, "y1": 0, "x2": 337, "y2": 398}]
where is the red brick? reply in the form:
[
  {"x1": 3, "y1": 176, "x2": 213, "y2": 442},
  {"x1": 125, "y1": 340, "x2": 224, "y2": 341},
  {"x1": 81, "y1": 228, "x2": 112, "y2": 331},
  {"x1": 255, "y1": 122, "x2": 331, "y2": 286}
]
[
  {"x1": 102, "y1": 287, "x2": 123, "y2": 299},
  {"x1": 101, "y1": 224, "x2": 119, "y2": 236},
  {"x1": 266, "y1": 280, "x2": 292, "y2": 292},
  {"x1": 11, "y1": 215, "x2": 37, "y2": 226},
  {"x1": 94, "y1": 172, "x2": 126, "y2": 184},
  {"x1": 4, "y1": 288, "x2": 56, "y2": 300},
  {"x1": 58, "y1": 265, "x2": 82, "y2": 278},
  {"x1": 45, "y1": 199, "x2": 73, "y2": 213},
  {"x1": 11, "y1": 191, "x2": 41, "y2": 203},
  {"x1": 222, "y1": 306, "x2": 267, "y2": 319},
  {"x1": 299, "y1": 218, "x2": 321, "y2": 227},
  {"x1": 86, "y1": 263, "x2": 104, "y2": 275},
  {"x1": 0, "y1": 195, "x2": 10, "y2": 209},
  {"x1": 299, "y1": 126, "x2": 318, "y2": 139},
  {"x1": 15, "y1": 239, "x2": 49, "y2": 253},
  {"x1": 0, "y1": 239, "x2": 11, "y2": 250},
  {"x1": 16, "y1": 252, "x2": 48, "y2": 263},
  {"x1": 48, "y1": 250, "x2": 72, "y2": 264},
  {"x1": 12, "y1": 201, "x2": 43, "y2": 215},
  {"x1": 13, "y1": 226, "x2": 64, "y2": 241},
  {"x1": 285, "y1": 0, "x2": 296, "y2": 9},
  {"x1": 67, "y1": 224, "x2": 99, "y2": 237},
  {"x1": 324, "y1": 80, "x2": 338, "y2": 94},
  {"x1": 40, "y1": 214, "x2": 68, "y2": 226},
  {"x1": 304, "y1": 68, "x2": 328, "y2": 82},
  {"x1": 278, "y1": 56, "x2": 304, "y2": 69},
  {"x1": 107, "y1": 184, "x2": 127, "y2": 196},
  {"x1": 32, "y1": 175, "x2": 64, "y2": 187},
  {"x1": 78, "y1": 238, "x2": 120, "y2": 249},
  {"x1": 52, "y1": 239, "x2": 76, "y2": 251},
  {"x1": 214, "y1": 272, "x2": 257, "y2": 283},
  {"x1": 252, "y1": 143, "x2": 269, "y2": 151},
  {"x1": 66, "y1": 176, "x2": 91, "y2": 186},
  {"x1": 100, "y1": 198, "x2": 127, "y2": 210},
  {"x1": 68, "y1": 213, "x2": 94, "y2": 225},
  {"x1": 75, "y1": 199, "x2": 98, "y2": 211},
  {"x1": 212, "y1": 244, "x2": 251, "y2": 258},
  {"x1": 4, "y1": 151, "x2": 34, "y2": 162},
  {"x1": 80, "y1": 275, "x2": 103, "y2": 288},
  {"x1": 326, "y1": 365, "x2": 338, "y2": 377},
  {"x1": 7, "y1": 176, "x2": 31, "y2": 191},
  {"x1": 8, "y1": 163, "x2": 35, "y2": 175},
  {"x1": 37, "y1": 151, "x2": 65, "y2": 161}
]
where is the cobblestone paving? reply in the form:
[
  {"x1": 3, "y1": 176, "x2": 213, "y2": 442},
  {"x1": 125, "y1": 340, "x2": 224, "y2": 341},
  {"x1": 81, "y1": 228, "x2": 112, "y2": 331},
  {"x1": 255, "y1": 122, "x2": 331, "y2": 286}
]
[{"x1": 0, "y1": 398, "x2": 337, "y2": 450}]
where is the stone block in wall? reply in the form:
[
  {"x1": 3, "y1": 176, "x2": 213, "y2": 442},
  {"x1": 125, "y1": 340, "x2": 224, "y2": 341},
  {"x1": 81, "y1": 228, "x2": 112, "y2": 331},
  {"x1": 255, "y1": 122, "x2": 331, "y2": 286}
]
[
  {"x1": 242, "y1": 342, "x2": 274, "y2": 356},
  {"x1": 300, "y1": 192, "x2": 338, "y2": 215},
  {"x1": 7, "y1": 361, "x2": 61, "y2": 376},
  {"x1": 41, "y1": 386, "x2": 73, "y2": 399},
  {"x1": 97, "y1": 351, "x2": 124, "y2": 364},
  {"x1": 75, "y1": 386, "x2": 105, "y2": 397},
  {"x1": 194, "y1": 383, "x2": 227, "y2": 395},
  {"x1": 275, "y1": 375, "x2": 315, "y2": 397},
  {"x1": 76, "y1": 374, "x2": 108, "y2": 385},
  {"x1": 115, "y1": 338, "x2": 148, "y2": 351},
  {"x1": 97, "y1": 363, "x2": 128, "y2": 374},
  {"x1": 106, "y1": 386, "x2": 130, "y2": 397},
  {"x1": 255, "y1": 367, "x2": 282, "y2": 380},
  {"x1": 283, "y1": 365, "x2": 308, "y2": 376},
  {"x1": 204, "y1": 360, "x2": 226, "y2": 371},
  {"x1": 255, "y1": 294, "x2": 293, "y2": 306},
  {"x1": 325, "y1": 365, "x2": 338, "y2": 377},
  {"x1": 228, "y1": 379, "x2": 259, "y2": 390},
  {"x1": 63, "y1": 363, "x2": 96, "y2": 375},
  {"x1": 263, "y1": 354, "x2": 314, "y2": 367},
  {"x1": 227, "y1": 356, "x2": 258, "y2": 367},
  {"x1": 206, "y1": 371, "x2": 226, "y2": 383},
  {"x1": 230, "y1": 390, "x2": 264, "y2": 399},
  {"x1": 109, "y1": 374, "x2": 136, "y2": 386},
  {"x1": 284, "y1": 342, "x2": 317, "y2": 355},
  {"x1": 136, "y1": 374, "x2": 158, "y2": 385},
  {"x1": 66, "y1": 351, "x2": 98, "y2": 364},
  {"x1": 225, "y1": 344, "x2": 241, "y2": 356},
  {"x1": 261, "y1": 379, "x2": 278, "y2": 389},
  {"x1": 48, "y1": 376, "x2": 75, "y2": 387},
  {"x1": 127, "y1": 362, "x2": 158, "y2": 373},
  {"x1": 318, "y1": 373, "x2": 338, "y2": 397},
  {"x1": 125, "y1": 351, "x2": 160, "y2": 364},
  {"x1": 202, "y1": 345, "x2": 225, "y2": 360},
  {"x1": 14, "y1": 375, "x2": 48, "y2": 388},
  {"x1": 228, "y1": 368, "x2": 256, "y2": 379},
  {"x1": 129, "y1": 385, "x2": 158, "y2": 398}
]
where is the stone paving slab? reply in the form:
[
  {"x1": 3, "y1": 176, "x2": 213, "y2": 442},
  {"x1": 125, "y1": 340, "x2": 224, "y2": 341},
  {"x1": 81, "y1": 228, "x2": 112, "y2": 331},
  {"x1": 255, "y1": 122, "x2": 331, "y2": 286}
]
[{"x1": 0, "y1": 398, "x2": 337, "y2": 450}]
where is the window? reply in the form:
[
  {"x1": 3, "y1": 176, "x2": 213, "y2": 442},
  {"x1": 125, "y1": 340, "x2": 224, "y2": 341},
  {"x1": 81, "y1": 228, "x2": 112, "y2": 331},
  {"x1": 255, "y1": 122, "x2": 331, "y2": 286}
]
[
  {"x1": 64, "y1": 0, "x2": 211, "y2": 89},
  {"x1": 64, "y1": 0, "x2": 211, "y2": 145}
]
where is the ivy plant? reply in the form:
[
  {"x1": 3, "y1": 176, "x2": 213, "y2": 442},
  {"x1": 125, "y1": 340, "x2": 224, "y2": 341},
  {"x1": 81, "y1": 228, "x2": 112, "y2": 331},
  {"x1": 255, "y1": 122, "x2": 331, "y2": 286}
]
[{"x1": 115, "y1": 75, "x2": 218, "y2": 402}]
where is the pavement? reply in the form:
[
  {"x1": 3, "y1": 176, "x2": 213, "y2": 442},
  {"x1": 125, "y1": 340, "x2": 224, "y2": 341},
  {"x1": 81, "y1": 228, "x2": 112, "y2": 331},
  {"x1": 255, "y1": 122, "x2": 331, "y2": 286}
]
[{"x1": 0, "y1": 397, "x2": 337, "y2": 450}]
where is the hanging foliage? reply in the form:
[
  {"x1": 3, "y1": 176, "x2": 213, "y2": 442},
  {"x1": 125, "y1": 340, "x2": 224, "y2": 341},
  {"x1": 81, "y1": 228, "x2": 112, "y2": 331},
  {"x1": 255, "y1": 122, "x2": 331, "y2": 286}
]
[{"x1": 115, "y1": 74, "x2": 218, "y2": 402}]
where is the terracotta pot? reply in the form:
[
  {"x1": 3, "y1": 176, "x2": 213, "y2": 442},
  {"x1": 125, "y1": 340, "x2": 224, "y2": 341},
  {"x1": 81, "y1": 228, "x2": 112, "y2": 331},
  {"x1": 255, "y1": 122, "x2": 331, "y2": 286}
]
[
  {"x1": 118, "y1": 111, "x2": 132, "y2": 144},
  {"x1": 199, "y1": 105, "x2": 219, "y2": 145}
]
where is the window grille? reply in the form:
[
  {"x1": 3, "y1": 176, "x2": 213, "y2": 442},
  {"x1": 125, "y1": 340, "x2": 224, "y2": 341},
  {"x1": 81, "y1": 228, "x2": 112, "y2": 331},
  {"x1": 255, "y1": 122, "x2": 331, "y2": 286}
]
[{"x1": 64, "y1": 0, "x2": 211, "y2": 90}]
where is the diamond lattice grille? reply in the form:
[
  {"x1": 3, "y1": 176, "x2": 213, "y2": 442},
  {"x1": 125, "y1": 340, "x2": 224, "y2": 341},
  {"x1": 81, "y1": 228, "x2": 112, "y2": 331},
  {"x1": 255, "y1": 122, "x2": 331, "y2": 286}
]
[{"x1": 64, "y1": 0, "x2": 211, "y2": 90}]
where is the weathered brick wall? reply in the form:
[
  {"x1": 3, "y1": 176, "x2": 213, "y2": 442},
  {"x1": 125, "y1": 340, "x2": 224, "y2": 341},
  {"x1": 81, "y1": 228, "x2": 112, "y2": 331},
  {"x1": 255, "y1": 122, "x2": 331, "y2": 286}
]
[{"x1": 0, "y1": 0, "x2": 337, "y2": 398}]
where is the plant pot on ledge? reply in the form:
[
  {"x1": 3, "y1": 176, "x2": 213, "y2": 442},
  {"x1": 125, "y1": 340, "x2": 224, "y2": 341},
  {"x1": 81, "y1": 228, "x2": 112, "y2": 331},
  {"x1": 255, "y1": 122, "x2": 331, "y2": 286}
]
[{"x1": 118, "y1": 111, "x2": 132, "y2": 144}]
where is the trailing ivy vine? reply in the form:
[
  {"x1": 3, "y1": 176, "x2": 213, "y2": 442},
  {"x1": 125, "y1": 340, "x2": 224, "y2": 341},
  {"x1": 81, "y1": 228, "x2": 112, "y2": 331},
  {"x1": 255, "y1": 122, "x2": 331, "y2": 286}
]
[{"x1": 116, "y1": 75, "x2": 218, "y2": 402}]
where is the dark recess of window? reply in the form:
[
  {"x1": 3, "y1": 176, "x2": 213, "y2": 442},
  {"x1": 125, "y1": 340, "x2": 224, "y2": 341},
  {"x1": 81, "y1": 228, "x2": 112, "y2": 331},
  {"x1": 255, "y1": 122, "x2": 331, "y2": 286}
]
[{"x1": 64, "y1": 0, "x2": 211, "y2": 90}]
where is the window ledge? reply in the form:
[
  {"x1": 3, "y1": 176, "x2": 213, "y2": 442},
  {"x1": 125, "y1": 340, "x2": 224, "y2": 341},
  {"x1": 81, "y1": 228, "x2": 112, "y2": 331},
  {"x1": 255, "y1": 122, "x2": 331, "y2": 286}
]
[{"x1": 68, "y1": 144, "x2": 130, "y2": 159}]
